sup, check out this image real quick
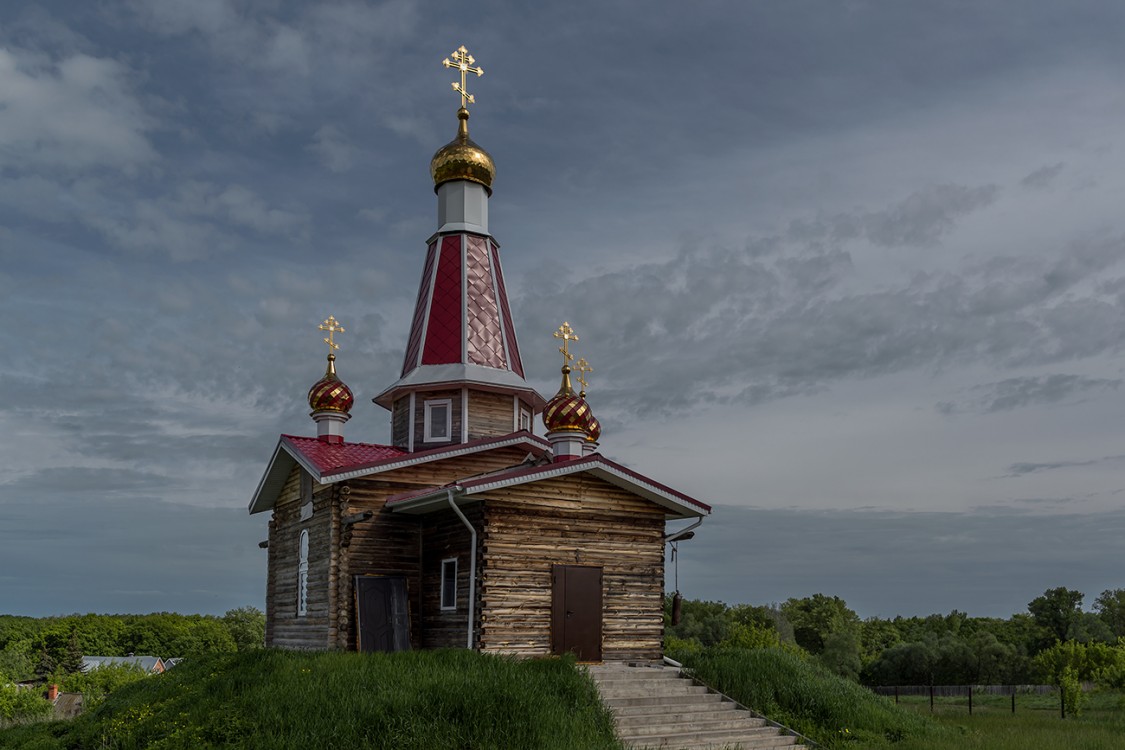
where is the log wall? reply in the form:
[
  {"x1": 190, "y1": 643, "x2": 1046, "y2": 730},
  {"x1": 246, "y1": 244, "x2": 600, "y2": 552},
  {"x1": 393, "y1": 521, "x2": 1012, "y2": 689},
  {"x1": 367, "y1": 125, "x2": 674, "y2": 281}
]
[
  {"x1": 265, "y1": 466, "x2": 336, "y2": 649},
  {"x1": 478, "y1": 475, "x2": 667, "y2": 661},
  {"x1": 419, "y1": 505, "x2": 483, "y2": 649},
  {"x1": 332, "y1": 447, "x2": 530, "y2": 650}
]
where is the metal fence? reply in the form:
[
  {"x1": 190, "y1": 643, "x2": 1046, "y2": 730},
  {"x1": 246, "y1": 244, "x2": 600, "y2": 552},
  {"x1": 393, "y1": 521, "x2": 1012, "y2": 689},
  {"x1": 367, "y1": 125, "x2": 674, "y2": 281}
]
[{"x1": 873, "y1": 684, "x2": 1084, "y2": 718}]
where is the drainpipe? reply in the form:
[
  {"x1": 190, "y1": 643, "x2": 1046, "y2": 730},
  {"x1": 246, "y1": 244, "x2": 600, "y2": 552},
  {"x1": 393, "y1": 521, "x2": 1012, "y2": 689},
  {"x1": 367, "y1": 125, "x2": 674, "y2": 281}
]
[
  {"x1": 664, "y1": 517, "x2": 703, "y2": 543},
  {"x1": 446, "y1": 488, "x2": 477, "y2": 650}
]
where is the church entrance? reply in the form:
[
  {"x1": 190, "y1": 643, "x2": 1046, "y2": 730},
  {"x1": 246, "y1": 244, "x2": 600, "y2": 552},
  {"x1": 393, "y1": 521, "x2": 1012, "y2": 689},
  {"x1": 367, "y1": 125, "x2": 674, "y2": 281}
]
[
  {"x1": 550, "y1": 565, "x2": 603, "y2": 661},
  {"x1": 355, "y1": 575, "x2": 411, "y2": 652}
]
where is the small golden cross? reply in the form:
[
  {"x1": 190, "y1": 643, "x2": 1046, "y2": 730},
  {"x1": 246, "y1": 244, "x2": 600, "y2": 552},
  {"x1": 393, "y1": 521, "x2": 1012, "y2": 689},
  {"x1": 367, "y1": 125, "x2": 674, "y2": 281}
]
[
  {"x1": 575, "y1": 358, "x2": 592, "y2": 395},
  {"x1": 318, "y1": 316, "x2": 345, "y2": 352},
  {"x1": 553, "y1": 322, "x2": 578, "y2": 365},
  {"x1": 443, "y1": 45, "x2": 483, "y2": 109}
]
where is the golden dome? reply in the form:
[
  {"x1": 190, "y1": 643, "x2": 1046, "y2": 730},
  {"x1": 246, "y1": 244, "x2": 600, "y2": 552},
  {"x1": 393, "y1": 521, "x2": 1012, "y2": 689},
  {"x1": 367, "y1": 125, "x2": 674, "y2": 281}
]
[{"x1": 430, "y1": 107, "x2": 495, "y2": 194}]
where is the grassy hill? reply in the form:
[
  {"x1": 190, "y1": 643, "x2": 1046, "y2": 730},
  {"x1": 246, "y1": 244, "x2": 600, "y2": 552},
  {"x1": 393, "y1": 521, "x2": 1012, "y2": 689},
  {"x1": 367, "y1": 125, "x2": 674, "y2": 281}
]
[{"x1": 0, "y1": 650, "x2": 620, "y2": 750}]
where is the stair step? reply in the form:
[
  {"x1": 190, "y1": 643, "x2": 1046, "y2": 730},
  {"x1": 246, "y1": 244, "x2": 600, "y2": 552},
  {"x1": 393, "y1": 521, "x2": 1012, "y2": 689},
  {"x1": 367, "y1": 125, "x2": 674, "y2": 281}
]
[
  {"x1": 592, "y1": 665, "x2": 807, "y2": 750},
  {"x1": 614, "y1": 707, "x2": 742, "y2": 725},
  {"x1": 598, "y1": 683, "x2": 712, "y2": 698},
  {"x1": 603, "y1": 692, "x2": 726, "y2": 708},
  {"x1": 620, "y1": 717, "x2": 769, "y2": 736},
  {"x1": 621, "y1": 727, "x2": 802, "y2": 748}
]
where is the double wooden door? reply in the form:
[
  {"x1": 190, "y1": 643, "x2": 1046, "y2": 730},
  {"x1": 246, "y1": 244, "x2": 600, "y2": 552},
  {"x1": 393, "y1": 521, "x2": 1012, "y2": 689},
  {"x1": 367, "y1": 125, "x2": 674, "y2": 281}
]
[
  {"x1": 355, "y1": 575, "x2": 411, "y2": 652},
  {"x1": 551, "y1": 565, "x2": 603, "y2": 662}
]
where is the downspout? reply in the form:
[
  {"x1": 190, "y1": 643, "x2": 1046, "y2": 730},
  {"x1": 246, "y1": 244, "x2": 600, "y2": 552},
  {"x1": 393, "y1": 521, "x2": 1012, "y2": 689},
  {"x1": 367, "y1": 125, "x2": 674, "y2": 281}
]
[
  {"x1": 663, "y1": 517, "x2": 703, "y2": 543},
  {"x1": 446, "y1": 488, "x2": 477, "y2": 650}
]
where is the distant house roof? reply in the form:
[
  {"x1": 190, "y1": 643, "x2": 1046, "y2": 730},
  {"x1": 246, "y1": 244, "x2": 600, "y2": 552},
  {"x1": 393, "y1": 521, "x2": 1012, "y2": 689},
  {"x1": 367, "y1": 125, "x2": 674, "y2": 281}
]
[
  {"x1": 387, "y1": 453, "x2": 711, "y2": 520},
  {"x1": 249, "y1": 431, "x2": 551, "y2": 514},
  {"x1": 52, "y1": 692, "x2": 84, "y2": 719},
  {"x1": 81, "y1": 655, "x2": 163, "y2": 674}
]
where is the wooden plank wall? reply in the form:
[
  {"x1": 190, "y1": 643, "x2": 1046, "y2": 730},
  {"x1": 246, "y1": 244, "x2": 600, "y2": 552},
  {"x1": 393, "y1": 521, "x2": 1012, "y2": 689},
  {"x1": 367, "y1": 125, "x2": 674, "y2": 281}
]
[
  {"x1": 419, "y1": 505, "x2": 483, "y2": 649},
  {"x1": 412, "y1": 389, "x2": 462, "y2": 450},
  {"x1": 265, "y1": 466, "x2": 336, "y2": 649},
  {"x1": 334, "y1": 447, "x2": 531, "y2": 651},
  {"x1": 466, "y1": 391, "x2": 514, "y2": 439},
  {"x1": 391, "y1": 396, "x2": 410, "y2": 449},
  {"x1": 478, "y1": 475, "x2": 667, "y2": 661}
]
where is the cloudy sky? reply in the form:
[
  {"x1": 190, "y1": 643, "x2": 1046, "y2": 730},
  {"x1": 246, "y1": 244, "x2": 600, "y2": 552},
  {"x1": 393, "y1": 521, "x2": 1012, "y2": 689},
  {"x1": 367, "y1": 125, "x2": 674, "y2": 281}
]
[{"x1": 3, "y1": 1, "x2": 1125, "y2": 621}]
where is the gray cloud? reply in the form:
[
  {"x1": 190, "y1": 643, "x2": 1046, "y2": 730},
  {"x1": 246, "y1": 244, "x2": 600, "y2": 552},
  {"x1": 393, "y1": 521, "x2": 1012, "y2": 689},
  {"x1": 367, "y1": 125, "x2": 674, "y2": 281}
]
[
  {"x1": 515, "y1": 224, "x2": 1125, "y2": 418},
  {"x1": 1005, "y1": 454, "x2": 1125, "y2": 477},
  {"x1": 0, "y1": 44, "x2": 157, "y2": 170},
  {"x1": 937, "y1": 373, "x2": 1121, "y2": 414},
  {"x1": 1022, "y1": 162, "x2": 1065, "y2": 189},
  {"x1": 788, "y1": 184, "x2": 1000, "y2": 248}
]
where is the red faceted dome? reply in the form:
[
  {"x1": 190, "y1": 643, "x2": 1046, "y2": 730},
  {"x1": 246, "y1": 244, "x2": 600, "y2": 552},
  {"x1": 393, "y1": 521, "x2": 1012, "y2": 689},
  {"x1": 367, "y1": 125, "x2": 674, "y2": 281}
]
[
  {"x1": 543, "y1": 391, "x2": 592, "y2": 433},
  {"x1": 308, "y1": 355, "x2": 354, "y2": 414},
  {"x1": 585, "y1": 414, "x2": 601, "y2": 443}
]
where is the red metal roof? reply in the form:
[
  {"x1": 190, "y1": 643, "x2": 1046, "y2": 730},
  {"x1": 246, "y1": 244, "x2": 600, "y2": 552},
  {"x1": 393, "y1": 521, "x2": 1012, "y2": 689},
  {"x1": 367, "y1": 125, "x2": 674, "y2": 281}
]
[{"x1": 281, "y1": 435, "x2": 407, "y2": 474}]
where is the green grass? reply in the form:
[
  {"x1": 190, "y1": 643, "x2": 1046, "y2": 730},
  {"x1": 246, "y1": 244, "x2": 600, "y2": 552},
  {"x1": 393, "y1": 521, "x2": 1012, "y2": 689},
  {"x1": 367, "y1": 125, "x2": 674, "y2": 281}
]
[
  {"x1": 674, "y1": 647, "x2": 943, "y2": 748},
  {"x1": 0, "y1": 649, "x2": 621, "y2": 750},
  {"x1": 885, "y1": 690, "x2": 1125, "y2": 750}
]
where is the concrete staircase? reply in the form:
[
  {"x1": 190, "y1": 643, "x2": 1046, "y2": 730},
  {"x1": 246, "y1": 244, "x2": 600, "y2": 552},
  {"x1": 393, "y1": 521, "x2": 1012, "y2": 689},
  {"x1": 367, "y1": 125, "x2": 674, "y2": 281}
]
[{"x1": 588, "y1": 664, "x2": 811, "y2": 750}]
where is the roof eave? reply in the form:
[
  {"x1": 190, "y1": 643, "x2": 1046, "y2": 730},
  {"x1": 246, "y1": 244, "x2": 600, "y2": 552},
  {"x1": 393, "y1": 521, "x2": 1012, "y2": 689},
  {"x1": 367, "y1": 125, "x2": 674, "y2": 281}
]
[{"x1": 247, "y1": 437, "x2": 324, "y2": 515}]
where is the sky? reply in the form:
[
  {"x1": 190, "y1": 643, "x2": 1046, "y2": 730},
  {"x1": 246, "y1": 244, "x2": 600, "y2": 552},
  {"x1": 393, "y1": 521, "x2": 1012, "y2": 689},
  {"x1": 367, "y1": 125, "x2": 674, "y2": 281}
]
[{"x1": 2, "y1": 1, "x2": 1125, "y2": 621}]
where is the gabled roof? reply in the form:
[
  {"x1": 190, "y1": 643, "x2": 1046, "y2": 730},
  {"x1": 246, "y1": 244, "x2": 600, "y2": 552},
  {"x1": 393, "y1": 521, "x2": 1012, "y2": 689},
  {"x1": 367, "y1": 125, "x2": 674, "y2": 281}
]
[
  {"x1": 81, "y1": 655, "x2": 163, "y2": 673},
  {"x1": 248, "y1": 431, "x2": 551, "y2": 515},
  {"x1": 386, "y1": 453, "x2": 711, "y2": 520}
]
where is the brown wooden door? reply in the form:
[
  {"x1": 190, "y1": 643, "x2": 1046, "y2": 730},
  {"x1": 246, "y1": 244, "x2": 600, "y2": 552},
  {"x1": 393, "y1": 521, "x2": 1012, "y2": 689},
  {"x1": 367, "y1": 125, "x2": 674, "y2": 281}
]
[
  {"x1": 355, "y1": 575, "x2": 411, "y2": 652},
  {"x1": 551, "y1": 565, "x2": 603, "y2": 661}
]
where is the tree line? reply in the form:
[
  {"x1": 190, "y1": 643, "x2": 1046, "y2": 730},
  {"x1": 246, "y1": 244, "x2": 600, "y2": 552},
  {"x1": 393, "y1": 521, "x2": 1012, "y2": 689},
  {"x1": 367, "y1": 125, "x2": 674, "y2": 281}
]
[
  {"x1": 0, "y1": 608, "x2": 265, "y2": 685},
  {"x1": 666, "y1": 587, "x2": 1125, "y2": 690}
]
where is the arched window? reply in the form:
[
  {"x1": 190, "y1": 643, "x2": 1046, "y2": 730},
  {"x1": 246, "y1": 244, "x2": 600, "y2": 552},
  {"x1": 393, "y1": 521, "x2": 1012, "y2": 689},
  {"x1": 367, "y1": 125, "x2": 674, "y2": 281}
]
[{"x1": 297, "y1": 529, "x2": 309, "y2": 616}]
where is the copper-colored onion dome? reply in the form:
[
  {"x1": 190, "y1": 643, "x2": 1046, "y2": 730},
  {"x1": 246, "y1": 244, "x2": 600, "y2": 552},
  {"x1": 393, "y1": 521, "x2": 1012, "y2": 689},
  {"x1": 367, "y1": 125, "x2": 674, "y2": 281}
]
[
  {"x1": 543, "y1": 365, "x2": 594, "y2": 434},
  {"x1": 431, "y1": 107, "x2": 495, "y2": 194},
  {"x1": 308, "y1": 354, "x2": 354, "y2": 414}
]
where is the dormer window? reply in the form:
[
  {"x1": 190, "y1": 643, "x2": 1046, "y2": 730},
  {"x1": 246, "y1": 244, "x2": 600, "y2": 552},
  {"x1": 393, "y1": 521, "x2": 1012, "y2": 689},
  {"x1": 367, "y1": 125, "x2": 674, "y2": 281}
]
[{"x1": 424, "y1": 399, "x2": 453, "y2": 442}]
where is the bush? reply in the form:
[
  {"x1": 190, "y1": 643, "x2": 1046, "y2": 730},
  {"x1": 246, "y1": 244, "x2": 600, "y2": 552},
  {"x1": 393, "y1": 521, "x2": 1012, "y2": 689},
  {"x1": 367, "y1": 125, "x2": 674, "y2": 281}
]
[{"x1": 0, "y1": 684, "x2": 52, "y2": 726}]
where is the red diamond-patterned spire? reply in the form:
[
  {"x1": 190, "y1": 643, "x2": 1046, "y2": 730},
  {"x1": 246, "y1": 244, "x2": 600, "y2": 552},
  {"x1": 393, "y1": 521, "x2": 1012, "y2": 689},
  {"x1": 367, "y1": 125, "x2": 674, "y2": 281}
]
[{"x1": 373, "y1": 88, "x2": 543, "y2": 447}]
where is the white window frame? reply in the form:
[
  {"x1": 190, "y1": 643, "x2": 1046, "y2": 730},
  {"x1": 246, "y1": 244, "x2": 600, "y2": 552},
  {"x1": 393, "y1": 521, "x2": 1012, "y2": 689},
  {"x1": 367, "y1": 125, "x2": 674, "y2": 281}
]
[
  {"x1": 519, "y1": 407, "x2": 532, "y2": 433},
  {"x1": 440, "y1": 557, "x2": 458, "y2": 611},
  {"x1": 297, "y1": 529, "x2": 310, "y2": 617},
  {"x1": 424, "y1": 398, "x2": 453, "y2": 443}
]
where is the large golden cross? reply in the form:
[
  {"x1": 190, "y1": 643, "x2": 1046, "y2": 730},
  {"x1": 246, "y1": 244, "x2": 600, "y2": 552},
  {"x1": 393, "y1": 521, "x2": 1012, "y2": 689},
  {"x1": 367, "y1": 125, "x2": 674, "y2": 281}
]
[
  {"x1": 575, "y1": 358, "x2": 592, "y2": 395},
  {"x1": 318, "y1": 316, "x2": 346, "y2": 352},
  {"x1": 443, "y1": 45, "x2": 483, "y2": 109},
  {"x1": 554, "y1": 322, "x2": 578, "y2": 365}
]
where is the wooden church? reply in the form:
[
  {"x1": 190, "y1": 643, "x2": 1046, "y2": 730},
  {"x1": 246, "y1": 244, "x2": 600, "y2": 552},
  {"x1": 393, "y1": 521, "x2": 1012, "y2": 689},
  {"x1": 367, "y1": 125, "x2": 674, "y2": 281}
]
[{"x1": 249, "y1": 47, "x2": 710, "y2": 662}]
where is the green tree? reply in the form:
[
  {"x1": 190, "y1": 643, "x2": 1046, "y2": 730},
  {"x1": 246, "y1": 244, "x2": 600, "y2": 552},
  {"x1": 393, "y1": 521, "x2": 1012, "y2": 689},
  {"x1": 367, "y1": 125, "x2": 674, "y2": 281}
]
[
  {"x1": 59, "y1": 630, "x2": 84, "y2": 675},
  {"x1": 1094, "y1": 589, "x2": 1125, "y2": 638},
  {"x1": 819, "y1": 628, "x2": 862, "y2": 681},
  {"x1": 33, "y1": 648, "x2": 55, "y2": 682},
  {"x1": 1028, "y1": 587, "x2": 1084, "y2": 645},
  {"x1": 781, "y1": 594, "x2": 859, "y2": 655},
  {"x1": 0, "y1": 683, "x2": 52, "y2": 724},
  {"x1": 860, "y1": 618, "x2": 903, "y2": 661},
  {"x1": 222, "y1": 607, "x2": 266, "y2": 651}
]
